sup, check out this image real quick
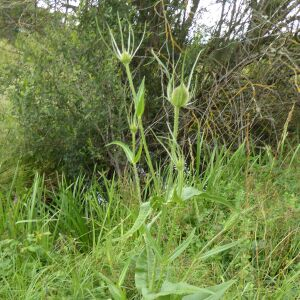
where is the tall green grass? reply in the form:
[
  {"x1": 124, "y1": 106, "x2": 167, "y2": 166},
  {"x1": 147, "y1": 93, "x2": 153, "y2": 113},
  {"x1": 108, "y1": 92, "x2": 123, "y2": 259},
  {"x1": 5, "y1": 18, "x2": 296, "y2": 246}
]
[
  {"x1": 0, "y1": 19, "x2": 299, "y2": 299},
  {"x1": 0, "y1": 142, "x2": 299, "y2": 299}
]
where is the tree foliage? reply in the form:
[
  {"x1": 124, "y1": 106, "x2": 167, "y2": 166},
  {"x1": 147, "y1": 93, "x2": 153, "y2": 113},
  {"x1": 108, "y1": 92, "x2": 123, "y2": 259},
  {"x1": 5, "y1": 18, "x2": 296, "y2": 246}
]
[
  {"x1": 11, "y1": 25, "x2": 126, "y2": 176},
  {"x1": 0, "y1": 0, "x2": 299, "y2": 176}
]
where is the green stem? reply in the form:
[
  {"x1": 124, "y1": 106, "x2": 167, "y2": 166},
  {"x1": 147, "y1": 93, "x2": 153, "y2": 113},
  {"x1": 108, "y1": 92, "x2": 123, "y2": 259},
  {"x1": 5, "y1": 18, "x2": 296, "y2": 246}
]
[
  {"x1": 168, "y1": 106, "x2": 180, "y2": 187},
  {"x1": 150, "y1": 255, "x2": 158, "y2": 291},
  {"x1": 125, "y1": 64, "x2": 137, "y2": 98},
  {"x1": 125, "y1": 64, "x2": 142, "y2": 201},
  {"x1": 173, "y1": 106, "x2": 180, "y2": 144},
  {"x1": 125, "y1": 63, "x2": 159, "y2": 193},
  {"x1": 138, "y1": 119, "x2": 159, "y2": 192},
  {"x1": 133, "y1": 164, "x2": 141, "y2": 202},
  {"x1": 132, "y1": 130, "x2": 141, "y2": 202},
  {"x1": 177, "y1": 166, "x2": 184, "y2": 196},
  {"x1": 157, "y1": 203, "x2": 167, "y2": 243}
]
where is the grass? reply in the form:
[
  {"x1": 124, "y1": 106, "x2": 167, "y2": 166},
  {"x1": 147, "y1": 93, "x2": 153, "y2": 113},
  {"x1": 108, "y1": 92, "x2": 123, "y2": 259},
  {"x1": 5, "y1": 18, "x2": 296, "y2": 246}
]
[
  {"x1": 0, "y1": 144, "x2": 299, "y2": 299},
  {"x1": 1, "y1": 22, "x2": 299, "y2": 299}
]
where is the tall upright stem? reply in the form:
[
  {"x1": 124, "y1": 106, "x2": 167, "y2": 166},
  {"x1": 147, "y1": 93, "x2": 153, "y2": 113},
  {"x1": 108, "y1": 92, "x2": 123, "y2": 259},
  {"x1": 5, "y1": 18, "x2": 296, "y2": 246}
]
[
  {"x1": 168, "y1": 106, "x2": 180, "y2": 186},
  {"x1": 173, "y1": 106, "x2": 180, "y2": 144},
  {"x1": 125, "y1": 64, "x2": 137, "y2": 99},
  {"x1": 125, "y1": 64, "x2": 159, "y2": 192},
  {"x1": 125, "y1": 64, "x2": 141, "y2": 201},
  {"x1": 132, "y1": 130, "x2": 141, "y2": 202}
]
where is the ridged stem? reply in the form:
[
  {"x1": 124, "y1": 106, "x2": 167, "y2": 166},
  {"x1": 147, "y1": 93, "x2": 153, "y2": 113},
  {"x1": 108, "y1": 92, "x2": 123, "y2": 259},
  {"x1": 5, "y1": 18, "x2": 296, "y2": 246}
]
[{"x1": 125, "y1": 63, "x2": 159, "y2": 193}]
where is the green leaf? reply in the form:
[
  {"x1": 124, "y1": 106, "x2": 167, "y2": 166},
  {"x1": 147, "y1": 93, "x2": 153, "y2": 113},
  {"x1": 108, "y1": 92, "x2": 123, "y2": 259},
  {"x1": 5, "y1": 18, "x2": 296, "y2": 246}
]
[
  {"x1": 145, "y1": 241, "x2": 157, "y2": 294},
  {"x1": 135, "y1": 249, "x2": 150, "y2": 293},
  {"x1": 141, "y1": 280, "x2": 215, "y2": 299},
  {"x1": 200, "y1": 241, "x2": 240, "y2": 261},
  {"x1": 98, "y1": 272, "x2": 127, "y2": 300},
  {"x1": 183, "y1": 280, "x2": 235, "y2": 300},
  {"x1": 200, "y1": 191, "x2": 234, "y2": 209},
  {"x1": 136, "y1": 78, "x2": 145, "y2": 118},
  {"x1": 168, "y1": 228, "x2": 195, "y2": 263},
  {"x1": 159, "y1": 281, "x2": 214, "y2": 296},
  {"x1": 118, "y1": 258, "x2": 133, "y2": 286},
  {"x1": 144, "y1": 226, "x2": 162, "y2": 260},
  {"x1": 135, "y1": 246, "x2": 161, "y2": 299},
  {"x1": 149, "y1": 195, "x2": 164, "y2": 210},
  {"x1": 108, "y1": 285, "x2": 127, "y2": 300},
  {"x1": 113, "y1": 202, "x2": 152, "y2": 242},
  {"x1": 183, "y1": 188, "x2": 234, "y2": 209},
  {"x1": 180, "y1": 185, "x2": 234, "y2": 209},
  {"x1": 181, "y1": 186, "x2": 201, "y2": 201},
  {"x1": 0, "y1": 239, "x2": 14, "y2": 248},
  {"x1": 0, "y1": 258, "x2": 12, "y2": 271},
  {"x1": 133, "y1": 142, "x2": 143, "y2": 164},
  {"x1": 167, "y1": 186, "x2": 183, "y2": 204},
  {"x1": 107, "y1": 141, "x2": 134, "y2": 164}
]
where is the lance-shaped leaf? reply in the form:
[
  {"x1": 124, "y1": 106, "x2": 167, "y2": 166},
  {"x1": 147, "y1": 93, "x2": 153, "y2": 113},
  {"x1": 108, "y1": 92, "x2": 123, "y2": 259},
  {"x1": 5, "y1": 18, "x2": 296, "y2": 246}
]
[
  {"x1": 168, "y1": 228, "x2": 196, "y2": 263},
  {"x1": 135, "y1": 249, "x2": 149, "y2": 294},
  {"x1": 181, "y1": 187, "x2": 234, "y2": 209},
  {"x1": 113, "y1": 202, "x2": 152, "y2": 241},
  {"x1": 135, "y1": 78, "x2": 145, "y2": 118},
  {"x1": 200, "y1": 191, "x2": 234, "y2": 209},
  {"x1": 133, "y1": 142, "x2": 143, "y2": 164},
  {"x1": 200, "y1": 241, "x2": 240, "y2": 261},
  {"x1": 183, "y1": 280, "x2": 236, "y2": 300},
  {"x1": 138, "y1": 280, "x2": 234, "y2": 300},
  {"x1": 107, "y1": 141, "x2": 134, "y2": 164},
  {"x1": 98, "y1": 272, "x2": 127, "y2": 300},
  {"x1": 159, "y1": 281, "x2": 214, "y2": 297}
]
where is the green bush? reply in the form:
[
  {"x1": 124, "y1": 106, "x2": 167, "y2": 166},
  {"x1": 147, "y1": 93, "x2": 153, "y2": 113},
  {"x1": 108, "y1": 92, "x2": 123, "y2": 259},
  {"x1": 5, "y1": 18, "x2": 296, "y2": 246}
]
[
  {"x1": 11, "y1": 27, "x2": 126, "y2": 177},
  {"x1": 0, "y1": 40, "x2": 26, "y2": 191}
]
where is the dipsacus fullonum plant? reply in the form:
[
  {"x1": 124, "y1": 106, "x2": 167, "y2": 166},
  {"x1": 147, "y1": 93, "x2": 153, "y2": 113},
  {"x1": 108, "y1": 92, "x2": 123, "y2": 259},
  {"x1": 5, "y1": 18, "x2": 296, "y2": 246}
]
[
  {"x1": 97, "y1": 15, "x2": 158, "y2": 202},
  {"x1": 95, "y1": 16, "x2": 239, "y2": 299}
]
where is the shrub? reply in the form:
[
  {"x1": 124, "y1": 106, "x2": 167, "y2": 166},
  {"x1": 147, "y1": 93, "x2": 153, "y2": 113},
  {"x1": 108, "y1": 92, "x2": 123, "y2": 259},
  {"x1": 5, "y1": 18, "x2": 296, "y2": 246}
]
[{"x1": 11, "y1": 26, "x2": 126, "y2": 177}]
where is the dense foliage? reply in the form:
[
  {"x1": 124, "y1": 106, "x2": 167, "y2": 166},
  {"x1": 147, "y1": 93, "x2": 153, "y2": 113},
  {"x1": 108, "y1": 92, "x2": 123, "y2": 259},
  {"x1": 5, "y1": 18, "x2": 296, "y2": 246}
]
[
  {"x1": 13, "y1": 27, "x2": 126, "y2": 176},
  {"x1": 1, "y1": 0, "x2": 299, "y2": 176},
  {"x1": 0, "y1": 145, "x2": 299, "y2": 299},
  {"x1": 0, "y1": 1, "x2": 299, "y2": 299}
]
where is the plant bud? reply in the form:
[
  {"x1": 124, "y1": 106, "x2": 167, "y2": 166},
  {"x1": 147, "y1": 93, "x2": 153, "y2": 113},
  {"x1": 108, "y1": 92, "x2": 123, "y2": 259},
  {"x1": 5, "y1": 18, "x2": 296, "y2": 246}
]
[
  {"x1": 176, "y1": 157, "x2": 185, "y2": 171},
  {"x1": 130, "y1": 121, "x2": 138, "y2": 134},
  {"x1": 120, "y1": 51, "x2": 132, "y2": 65},
  {"x1": 171, "y1": 83, "x2": 189, "y2": 108}
]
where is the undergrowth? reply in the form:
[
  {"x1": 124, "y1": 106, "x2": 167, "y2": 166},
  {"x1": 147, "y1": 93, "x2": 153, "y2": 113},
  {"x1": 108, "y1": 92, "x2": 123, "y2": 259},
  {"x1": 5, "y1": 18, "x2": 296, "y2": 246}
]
[
  {"x1": 0, "y1": 144, "x2": 299, "y2": 299},
  {"x1": 0, "y1": 17, "x2": 299, "y2": 300}
]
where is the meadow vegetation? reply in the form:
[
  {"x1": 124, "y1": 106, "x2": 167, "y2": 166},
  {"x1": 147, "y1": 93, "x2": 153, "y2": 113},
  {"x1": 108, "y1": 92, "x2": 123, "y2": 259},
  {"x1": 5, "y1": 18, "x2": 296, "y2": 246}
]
[{"x1": 0, "y1": 1, "x2": 299, "y2": 299}]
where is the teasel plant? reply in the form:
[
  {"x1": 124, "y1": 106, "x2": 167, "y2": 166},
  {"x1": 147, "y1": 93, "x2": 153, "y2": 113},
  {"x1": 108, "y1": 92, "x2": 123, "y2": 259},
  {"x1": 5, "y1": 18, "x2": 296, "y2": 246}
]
[
  {"x1": 96, "y1": 13, "x2": 212, "y2": 206},
  {"x1": 96, "y1": 15, "x2": 160, "y2": 201},
  {"x1": 151, "y1": 49, "x2": 201, "y2": 198},
  {"x1": 96, "y1": 16, "x2": 238, "y2": 299}
]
